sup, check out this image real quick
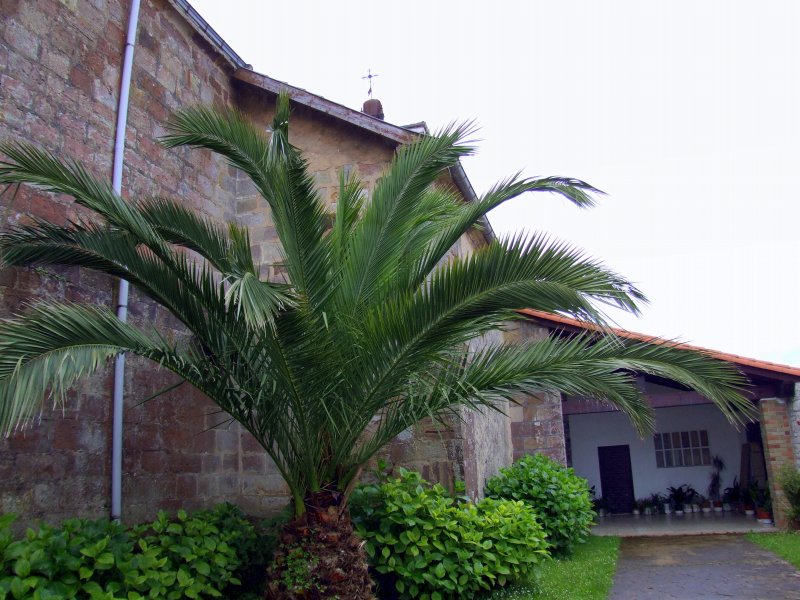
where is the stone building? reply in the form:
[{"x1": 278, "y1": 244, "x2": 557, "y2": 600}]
[
  {"x1": 0, "y1": 0, "x2": 510, "y2": 524},
  {"x1": 2, "y1": 0, "x2": 799, "y2": 530}
]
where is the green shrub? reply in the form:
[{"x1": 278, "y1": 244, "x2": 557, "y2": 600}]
[
  {"x1": 0, "y1": 504, "x2": 266, "y2": 599},
  {"x1": 779, "y1": 465, "x2": 800, "y2": 527},
  {"x1": 485, "y1": 454, "x2": 594, "y2": 556},
  {"x1": 351, "y1": 468, "x2": 549, "y2": 600}
]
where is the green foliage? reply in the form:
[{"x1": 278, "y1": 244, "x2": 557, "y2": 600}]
[
  {"x1": 485, "y1": 454, "x2": 594, "y2": 556},
  {"x1": 778, "y1": 465, "x2": 800, "y2": 526},
  {"x1": 350, "y1": 468, "x2": 549, "y2": 599},
  {"x1": 0, "y1": 504, "x2": 266, "y2": 599}
]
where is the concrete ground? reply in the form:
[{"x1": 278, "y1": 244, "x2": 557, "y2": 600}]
[
  {"x1": 593, "y1": 512, "x2": 776, "y2": 537},
  {"x1": 609, "y1": 534, "x2": 800, "y2": 600}
]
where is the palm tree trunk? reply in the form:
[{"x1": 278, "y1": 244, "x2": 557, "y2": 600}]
[{"x1": 265, "y1": 491, "x2": 374, "y2": 599}]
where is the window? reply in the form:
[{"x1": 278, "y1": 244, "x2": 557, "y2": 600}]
[{"x1": 654, "y1": 430, "x2": 711, "y2": 468}]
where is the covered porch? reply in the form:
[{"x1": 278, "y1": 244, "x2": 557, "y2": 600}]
[{"x1": 516, "y1": 309, "x2": 800, "y2": 529}]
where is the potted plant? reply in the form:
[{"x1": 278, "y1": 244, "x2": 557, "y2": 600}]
[
  {"x1": 650, "y1": 492, "x2": 665, "y2": 515},
  {"x1": 633, "y1": 498, "x2": 647, "y2": 516},
  {"x1": 593, "y1": 494, "x2": 610, "y2": 517},
  {"x1": 707, "y1": 455, "x2": 726, "y2": 512},
  {"x1": 642, "y1": 497, "x2": 654, "y2": 516},
  {"x1": 699, "y1": 494, "x2": 712, "y2": 514},
  {"x1": 668, "y1": 485, "x2": 686, "y2": 515},
  {"x1": 667, "y1": 484, "x2": 696, "y2": 515},
  {"x1": 753, "y1": 484, "x2": 772, "y2": 524},
  {"x1": 742, "y1": 481, "x2": 757, "y2": 516},
  {"x1": 687, "y1": 485, "x2": 700, "y2": 513},
  {"x1": 722, "y1": 477, "x2": 742, "y2": 512}
]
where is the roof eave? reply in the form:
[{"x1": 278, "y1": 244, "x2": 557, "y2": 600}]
[{"x1": 518, "y1": 309, "x2": 800, "y2": 380}]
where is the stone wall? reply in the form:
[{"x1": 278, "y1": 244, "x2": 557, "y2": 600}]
[
  {"x1": 0, "y1": 0, "x2": 240, "y2": 524},
  {"x1": 759, "y1": 398, "x2": 797, "y2": 529},
  {"x1": 0, "y1": 0, "x2": 499, "y2": 525},
  {"x1": 504, "y1": 320, "x2": 567, "y2": 464}
]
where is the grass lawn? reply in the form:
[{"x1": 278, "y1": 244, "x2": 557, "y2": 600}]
[
  {"x1": 746, "y1": 531, "x2": 800, "y2": 569},
  {"x1": 491, "y1": 536, "x2": 620, "y2": 599}
]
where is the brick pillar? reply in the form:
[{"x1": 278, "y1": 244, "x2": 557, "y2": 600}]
[
  {"x1": 790, "y1": 384, "x2": 800, "y2": 468},
  {"x1": 759, "y1": 398, "x2": 796, "y2": 529}
]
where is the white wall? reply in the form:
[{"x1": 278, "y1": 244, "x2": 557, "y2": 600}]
[{"x1": 569, "y1": 404, "x2": 747, "y2": 501}]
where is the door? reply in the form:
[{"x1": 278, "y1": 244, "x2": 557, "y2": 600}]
[{"x1": 598, "y1": 445, "x2": 635, "y2": 514}]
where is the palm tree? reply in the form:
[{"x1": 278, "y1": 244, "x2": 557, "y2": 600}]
[{"x1": 0, "y1": 93, "x2": 752, "y2": 598}]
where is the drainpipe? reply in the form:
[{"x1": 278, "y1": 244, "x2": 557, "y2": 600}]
[{"x1": 111, "y1": 0, "x2": 141, "y2": 522}]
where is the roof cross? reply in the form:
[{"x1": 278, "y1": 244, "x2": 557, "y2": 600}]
[{"x1": 362, "y1": 68, "x2": 379, "y2": 98}]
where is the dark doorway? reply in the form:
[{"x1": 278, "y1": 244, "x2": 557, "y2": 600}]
[{"x1": 598, "y1": 445, "x2": 635, "y2": 513}]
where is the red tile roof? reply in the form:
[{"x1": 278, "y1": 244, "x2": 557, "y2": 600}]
[{"x1": 518, "y1": 309, "x2": 800, "y2": 379}]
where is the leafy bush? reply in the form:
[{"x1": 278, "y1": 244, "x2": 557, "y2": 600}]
[
  {"x1": 779, "y1": 465, "x2": 800, "y2": 527},
  {"x1": 351, "y1": 468, "x2": 549, "y2": 599},
  {"x1": 0, "y1": 504, "x2": 267, "y2": 599},
  {"x1": 485, "y1": 454, "x2": 594, "y2": 556}
]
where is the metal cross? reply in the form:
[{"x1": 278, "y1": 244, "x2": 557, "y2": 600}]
[{"x1": 362, "y1": 69, "x2": 379, "y2": 98}]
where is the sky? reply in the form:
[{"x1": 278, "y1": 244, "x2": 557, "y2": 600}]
[{"x1": 190, "y1": 0, "x2": 800, "y2": 366}]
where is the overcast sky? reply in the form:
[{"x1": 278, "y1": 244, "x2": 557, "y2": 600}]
[{"x1": 190, "y1": 0, "x2": 800, "y2": 366}]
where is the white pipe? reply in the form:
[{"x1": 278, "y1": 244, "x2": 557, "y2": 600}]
[{"x1": 111, "y1": 0, "x2": 141, "y2": 522}]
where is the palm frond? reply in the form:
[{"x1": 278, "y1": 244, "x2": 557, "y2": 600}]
[
  {"x1": 224, "y1": 271, "x2": 293, "y2": 328},
  {"x1": 330, "y1": 169, "x2": 366, "y2": 265},
  {"x1": 335, "y1": 122, "x2": 476, "y2": 313},
  {"x1": 0, "y1": 143, "x2": 159, "y2": 244},
  {"x1": 161, "y1": 93, "x2": 332, "y2": 304},
  {"x1": 462, "y1": 335, "x2": 754, "y2": 435},
  {"x1": 411, "y1": 174, "x2": 605, "y2": 287},
  {"x1": 0, "y1": 303, "x2": 183, "y2": 434}
]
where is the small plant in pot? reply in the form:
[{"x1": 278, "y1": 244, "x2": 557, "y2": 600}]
[
  {"x1": 650, "y1": 492, "x2": 665, "y2": 515},
  {"x1": 752, "y1": 484, "x2": 772, "y2": 524},
  {"x1": 723, "y1": 477, "x2": 742, "y2": 512},
  {"x1": 742, "y1": 481, "x2": 757, "y2": 516},
  {"x1": 707, "y1": 455, "x2": 726, "y2": 512},
  {"x1": 642, "y1": 497, "x2": 654, "y2": 516},
  {"x1": 633, "y1": 498, "x2": 647, "y2": 516},
  {"x1": 698, "y1": 494, "x2": 712, "y2": 514},
  {"x1": 667, "y1": 484, "x2": 695, "y2": 515}
]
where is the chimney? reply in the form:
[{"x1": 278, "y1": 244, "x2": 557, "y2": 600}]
[{"x1": 362, "y1": 98, "x2": 384, "y2": 120}]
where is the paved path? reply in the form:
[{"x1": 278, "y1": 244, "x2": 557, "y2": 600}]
[{"x1": 609, "y1": 535, "x2": 800, "y2": 599}]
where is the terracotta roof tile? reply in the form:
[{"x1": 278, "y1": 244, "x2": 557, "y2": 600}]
[{"x1": 517, "y1": 309, "x2": 800, "y2": 379}]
